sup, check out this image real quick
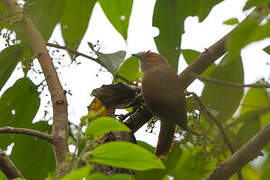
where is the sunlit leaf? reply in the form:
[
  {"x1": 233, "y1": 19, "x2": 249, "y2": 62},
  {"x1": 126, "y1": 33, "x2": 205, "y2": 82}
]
[
  {"x1": 117, "y1": 56, "x2": 140, "y2": 82},
  {"x1": 89, "y1": 141, "x2": 165, "y2": 171},
  {"x1": 60, "y1": 166, "x2": 93, "y2": 180},
  {"x1": 85, "y1": 117, "x2": 130, "y2": 138},
  {"x1": 240, "y1": 88, "x2": 270, "y2": 114},
  {"x1": 98, "y1": 0, "x2": 132, "y2": 40},
  {"x1": 223, "y1": 18, "x2": 239, "y2": 25}
]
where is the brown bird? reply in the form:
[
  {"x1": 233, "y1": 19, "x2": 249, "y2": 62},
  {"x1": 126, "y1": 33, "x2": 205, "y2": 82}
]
[{"x1": 132, "y1": 51, "x2": 187, "y2": 158}]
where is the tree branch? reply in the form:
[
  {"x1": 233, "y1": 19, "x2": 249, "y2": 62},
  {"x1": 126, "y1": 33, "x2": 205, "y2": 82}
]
[
  {"x1": 193, "y1": 73, "x2": 270, "y2": 88},
  {"x1": 0, "y1": 149, "x2": 24, "y2": 180},
  {"x1": 205, "y1": 122, "x2": 270, "y2": 180},
  {"x1": 2, "y1": 0, "x2": 69, "y2": 177},
  {"x1": 179, "y1": 6, "x2": 269, "y2": 89},
  {"x1": 0, "y1": 126, "x2": 53, "y2": 143}
]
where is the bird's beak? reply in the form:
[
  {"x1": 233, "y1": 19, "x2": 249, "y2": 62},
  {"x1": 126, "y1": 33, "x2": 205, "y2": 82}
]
[{"x1": 131, "y1": 53, "x2": 140, "y2": 59}]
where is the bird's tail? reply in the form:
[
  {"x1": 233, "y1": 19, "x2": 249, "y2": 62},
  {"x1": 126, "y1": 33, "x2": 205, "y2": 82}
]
[{"x1": 155, "y1": 121, "x2": 176, "y2": 158}]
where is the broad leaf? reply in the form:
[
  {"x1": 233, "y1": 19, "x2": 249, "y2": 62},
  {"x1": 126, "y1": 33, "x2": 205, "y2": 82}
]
[
  {"x1": 60, "y1": 165, "x2": 93, "y2": 180},
  {"x1": 243, "y1": 0, "x2": 270, "y2": 10},
  {"x1": 201, "y1": 55, "x2": 244, "y2": 121},
  {"x1": 89, "y1": 141, "x2": 165, "y2": 171},
  {"x1": 170, "y1": 149, "x2": 213, "y2": 180},
  {"x1": 10, "y1": 122, "x2": 55, "y2": 180},
  {"x1": 117, "y1": 56, "x2": 140, "y2": 82},
  {"x1": 153, "y1": 0, "x2": 224, "y2": 70},
  {"x1": 26, "y1": 0, "x2": 66, "y2": 40},
  {"x1": 85, "y1": 117, "x2": 130, "y2": 138},
  {"x1": 61, "y1": 0, "x2": 96, "y2": 59},
  {"x1": 0, "y1": 45, "x2": 23, "y2": 91},
  {"x1": 0, "y1": 78, "x2": 55, "y2": 180},
  {"x1": 98, "y1": 0, "x2": 132, "y2": 40},
  {"x1": 135, "y1": 141, "x2": 166, "y2": 180},
  {"x1": 240, "y1": 88, "x2": 270, "y2": 114},
  {"x1": 227, "y1": 19, "x2": 270, "y2": 63},
  {"x1": 0, "y1": 78, "x2": 40, "y2": 130},
  {"x1": 88, "y1": 173, "x2": 133, "y2": 180},
  {"x1": 234, "y1": 111, "x2": 261, "y2": 149}
]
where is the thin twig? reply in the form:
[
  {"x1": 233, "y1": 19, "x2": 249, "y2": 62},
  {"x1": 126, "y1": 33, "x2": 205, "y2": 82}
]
[
  {"x1": 0, "y1": 126, "x2": 53, "y2": 143},
  {"x1": 193, "y1": 73, "x2": 270, "y2": 88},
  {"x1": 190, "y1": 93, "x2": 243, "y2": 180},
  {"x1": 46, "y1": 42, "x2": 105, "y2": 66},
  {"x1": 0, "y1": 149, "x2": 24, "y2": 179}
]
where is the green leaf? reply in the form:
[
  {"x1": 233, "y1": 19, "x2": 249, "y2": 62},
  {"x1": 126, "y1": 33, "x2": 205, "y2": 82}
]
[
  {"x1": 170, "y1": 149, "x2": 213, "y2": 180},
  {"x1": 201, "y1": 54, "x2": 244, "y2": 121},
  {"x1": 89, "y1": 141, "x2": 165, "y2": 171},
  {"x1": 198, "y1": 0, "x2": 224, "y2": 21},
  {"x1": 135, "y1": 169, "x2": 167, "y2": 180},
  {"x1": 227, "y1": 19, "x2": 270, "y2": 63},
  {"x1": 26, "y1": 0, "x2": 66, "y2": 40},
  {"x1": 0, "y1": 45, "x2": 23, "y2": 91},
  {"x1": 0, "y1": 171, "x2": 8, "y2": 180},
  {"x1": 137, "y1": 140, "x2": 155, "y2": 153},
  {"x1": 95, "y1": 50, "x2": 126, "y2": 74},
  {"x1": 0, "y1": 78, "x2": 40, "y2": 129},
  {"x1": 60, "y1": 165, "x2": 93, "y2": 180},
  {"x1": 85, "y1": 117, "x2": 130, "y2": 138},
  {"x1": 61, "y1": 0, "x2": 96, "y2": 59},
  {"x1": 260, "y1": 111, "x2": 270, "y2": 126},
  {"x1": 98, "y1": 0, "x2": 132, "y2": 40},
  {"x1": 9, "y1": 121, "x2": 55, "y2": 180},
  {"x1": 223, "y1": 18, "x2": 239, "y2": 25},
  {"x1": 230, "y1": 165, "x2": 260, "y2": 180},
  {"x1": 240, "y1": 88, "x2": 270, "y2": 114},
  {"x1": 164, "y1": 142, "x2": 182, "y2": 174},
  {"x1": 261, "y1": 150, "x2": 270, "y2": 180},
  {"x1": 88, "y1": 173, "x2": 133, "y2": 180},
  {"x1": 263, "y1": 45, "x2": 270, "y2": 55},
  {"x1": 181, "y1": 49, "x2": 216, "y2": 77},
  {"x1": 135, "y1": 141, "x2": 167, "y2": 180},
  {"x1": 0, "y1": 78, "x2": 54, "y2": 180},
  {"x1": 234, "y1": 111, "x2": 261, "y2": 149},
  {"x1": 153, "y1": 0, "x2": 224, "y2": 70},
  {"x1": 243, "y1": 0, "x2": 270, "y2": 10},
  {"x1": 117, "y1": 56, "x2": 140, "y2": 82}
]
